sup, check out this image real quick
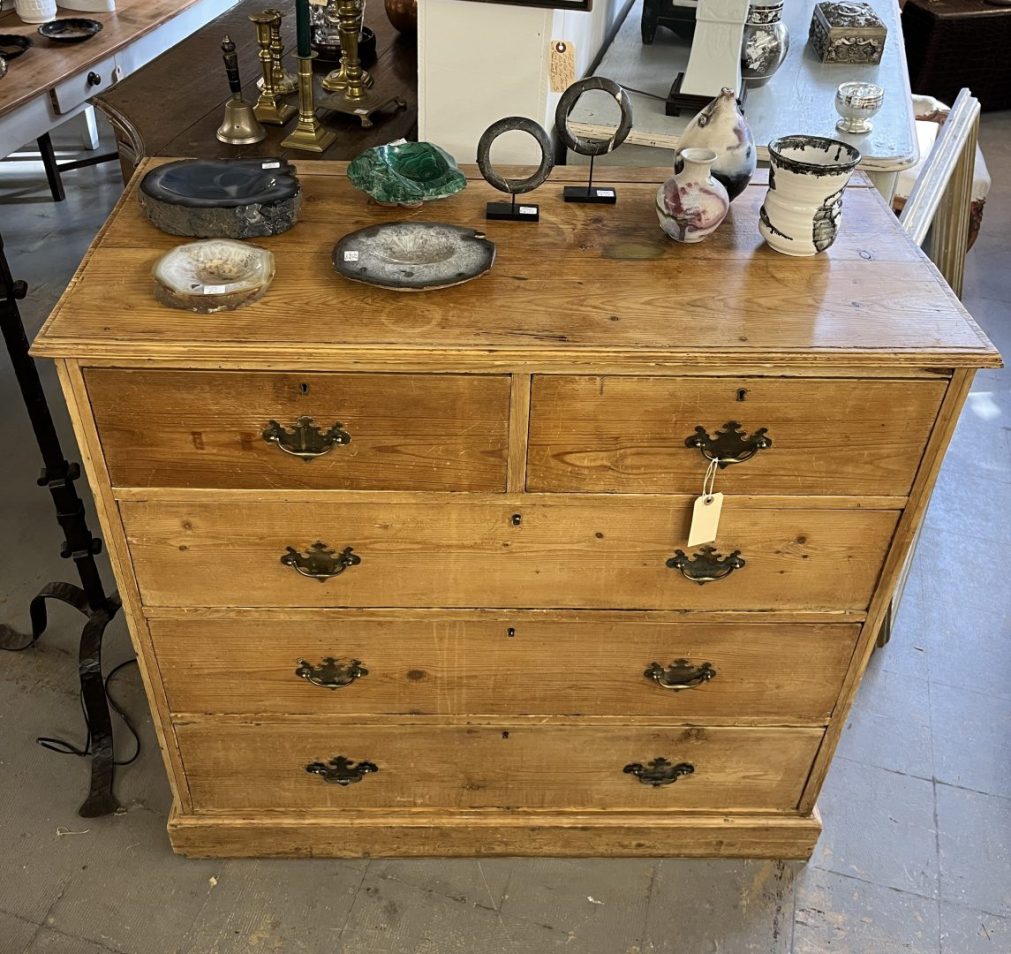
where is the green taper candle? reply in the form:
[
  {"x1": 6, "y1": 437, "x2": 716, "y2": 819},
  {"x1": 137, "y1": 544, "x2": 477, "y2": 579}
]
[{"x1": 296, "y1": 0, "x2": 311, "y2": 57}]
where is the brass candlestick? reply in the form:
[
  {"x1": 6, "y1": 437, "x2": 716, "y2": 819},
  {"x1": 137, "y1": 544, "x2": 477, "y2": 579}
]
[
  {"x1": 318, "y1": 0, "x2": 405, "y2": 129},
  {"x1": 264, "y1": 7, "x2": 297, "y2": 95},
  {"x1": 321, "y1": 1, "x2": 373, "y2": 93},
  {"x1": 250, "y1": 11, "x2": 297, "y2": 124},
  {"x1": 281, "y1": 53, "x2": 337, "y2": 153}
]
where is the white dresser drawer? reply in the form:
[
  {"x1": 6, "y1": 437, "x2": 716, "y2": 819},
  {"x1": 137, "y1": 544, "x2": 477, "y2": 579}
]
[{"x1": 50, "y1": 56, "x2": 120, "y2": 115}]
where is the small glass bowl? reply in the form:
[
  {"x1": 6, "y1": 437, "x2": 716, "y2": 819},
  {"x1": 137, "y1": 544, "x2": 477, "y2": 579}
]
[{"x1": 835, "y1": 82, "x2": 884, "y2": 134}]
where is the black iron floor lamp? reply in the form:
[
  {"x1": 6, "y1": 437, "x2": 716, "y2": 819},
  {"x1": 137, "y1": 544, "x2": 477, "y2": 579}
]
[{"x1": 0, "y1": 229, "x2": 121, "y2": 817}]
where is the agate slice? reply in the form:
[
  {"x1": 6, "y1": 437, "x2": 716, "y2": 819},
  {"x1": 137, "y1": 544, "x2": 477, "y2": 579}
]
[
  {"x1": 140, "y1": 158, "x2": 301, "y2": 239},
  {"x1": 347, "y1": 141, "x2": 466, "y2": 207},
  {"x1": 332, "y1": 222, "x2": 494, "y2": 291},
  {"x1": 153, "y1": 240, "x2": 274, "y2": 313}
]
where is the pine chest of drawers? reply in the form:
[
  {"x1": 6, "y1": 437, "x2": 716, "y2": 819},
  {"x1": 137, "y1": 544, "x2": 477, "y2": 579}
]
[{"x1": 32, "y1": 161, "x2": 1000, "y2": 859}]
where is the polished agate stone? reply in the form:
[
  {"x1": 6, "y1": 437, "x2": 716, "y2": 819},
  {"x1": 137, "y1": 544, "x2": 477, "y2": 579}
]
[
  {"x1": 347, "y1": 141, "x2": 466, "y2": 207},
  {"x1": 140, "y1": 158, "x2": 301, "y2": 239},
  {"x1": 153, "y1": 240, "x2": 275, "y2": 313}
]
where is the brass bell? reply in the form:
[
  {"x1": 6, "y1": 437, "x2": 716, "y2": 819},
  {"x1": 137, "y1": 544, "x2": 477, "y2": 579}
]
[{"x1": 216, "y1": 35, "x2": 267, "y2": 146}]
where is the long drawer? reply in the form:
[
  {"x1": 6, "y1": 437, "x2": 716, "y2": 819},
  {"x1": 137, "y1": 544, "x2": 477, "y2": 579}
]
[
  {"x1": 176, "y1": 722, "x2": 824, "y2": 812},
  {"x1": 527, "y1": 375, "x2": 944, "y2": 496},
  {"x1": 121, "y1": 496, "x2": 898, "y2": 611},
  {"x1": 151, "y1": 616, "x2": 859, "y2": 721},
  {"x1": 85, "y1": 370, "x2": 511, "y2": 491}
]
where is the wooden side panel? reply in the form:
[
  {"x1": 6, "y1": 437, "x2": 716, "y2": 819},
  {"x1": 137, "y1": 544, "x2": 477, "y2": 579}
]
[
  {"x1": 152, "y1": 616, "x2": 859, "y2": 723},
  {"x1": 85, "y1": 369, "x2": 511, "y2": 491},
  {"x1": 176, "y1": 722, "x2": 824, "y2": 812},
  {"x1": 120, "y1": 495, "x2": 900, "y2": 611},
  {"x1": 527, "y1": 375, "x2": 945, "y2": 496},
  {"x1": 168, "y1": 808, "x2": 823, "y2": 859}
]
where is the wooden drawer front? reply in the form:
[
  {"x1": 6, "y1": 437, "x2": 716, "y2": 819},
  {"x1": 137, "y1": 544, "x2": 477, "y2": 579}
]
[
  {"x1": 51, "y1": 57, "x2": 119, "y2": 114},
  {"x1": 153, "y1": 616, "x2": 858, "y2": 722},
  {"x1": 176, "y1": 722, "x2": 823, "y2": 812},
  {"x1": 85, "y1": 370, "x2": 511, "y2": 492},
  {"x1": 122, "y1": 497, "x2": 898, "y2": 611},
  {"x1": 527, "y1": 376, "x2": 944, "y2": 496}
]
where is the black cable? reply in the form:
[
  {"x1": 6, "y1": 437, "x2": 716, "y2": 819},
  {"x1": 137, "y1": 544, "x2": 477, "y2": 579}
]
[{"x1": 37, "y1": 658, "x2": 141, "y2": 766}]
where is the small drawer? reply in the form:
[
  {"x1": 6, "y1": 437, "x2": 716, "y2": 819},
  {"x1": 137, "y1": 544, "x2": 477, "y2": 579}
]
[
  {"x1": 51, "y1": 56, "x2": 119, "y2": 115},
  {"x1": 86, "y1": 369, "x2": 511, "y2": 491},
  {"x1": 121, "y1": 495, "x2": 898, "y2": 611},
  {"x1": 527, "y1": 376, "x2": 945, "y2": 496},
  {"x1": 152, "y1": 615, "x2": 859, "y2": 723},
  {"x1": 176, "y1": 722, "x2": 824, "y2": 813}
]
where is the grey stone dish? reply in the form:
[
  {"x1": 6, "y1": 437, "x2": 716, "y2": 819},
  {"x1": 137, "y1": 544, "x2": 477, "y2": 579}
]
[{"x1": 38, "y1": 18, "x2": 103, "y2": 42}]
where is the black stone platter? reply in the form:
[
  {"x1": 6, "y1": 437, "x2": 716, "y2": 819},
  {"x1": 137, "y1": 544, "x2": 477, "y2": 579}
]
[
  {"x1": 333, "y1": 222, "x2": 496, "y2": 292},
  {"x1": 0, "y1": 35, "x2": 32, "y2": 60},
  {"x1": 38, "y1": 19, "x2": 103, "y2": 43},
  {"x1": 139, "y1": 158, "x2": 302, "y2": 239}
]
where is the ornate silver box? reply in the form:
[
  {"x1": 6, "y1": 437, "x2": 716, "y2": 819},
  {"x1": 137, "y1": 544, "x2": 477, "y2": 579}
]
[{"x1": 808, "y1": 1, "x2": 887, "y2": 64}]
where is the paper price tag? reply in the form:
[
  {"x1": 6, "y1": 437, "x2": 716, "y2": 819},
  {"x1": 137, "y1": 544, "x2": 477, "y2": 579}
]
[
  {"x1": 598, "y1": 189, "x2": 615, "y2": 198},
  {"x1": 261, "y1": 160, "x2": 281, "y2": 170},
  {"x1": 203, "y1": 284, "x2": 228, "y2": 295},
  {"x1": 687, "y1": 492, "x2": 723, "y2": 548},
  {"x1": 343, "y1": 250, "x2": 360, "y2": 262},
  {"x1": 549, "y1": 40, "x2": 576, "y2": 94},
  {"x1": 520, "y1": 206, "x2": 536, "y2": 215}
]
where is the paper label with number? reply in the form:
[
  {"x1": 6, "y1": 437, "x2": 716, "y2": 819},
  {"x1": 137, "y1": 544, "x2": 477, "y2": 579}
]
[
  {"x1": 687, "y1": 492, "x2": 723, "y2": 548},
  {"x1": 549, "y1": 40, "x2": 576, "y2": 93}
]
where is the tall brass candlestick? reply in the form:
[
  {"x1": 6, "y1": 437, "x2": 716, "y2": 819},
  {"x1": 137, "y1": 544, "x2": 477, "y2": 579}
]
[
  {"x1": 318, "y1": 0, "x2": 405, "y2": 128},
  {"x1": 250, "y1": 11, "x2": 297, "y2": 124},
  {"x1": 281, "y1": 53, "x2": 337, "y2": 152},
  {"x1": 321, "y1": 0, "x2": 373, "y2": 93},
  {"x1": 265, "y1": 7, "x2": 297, "y2": 95}
]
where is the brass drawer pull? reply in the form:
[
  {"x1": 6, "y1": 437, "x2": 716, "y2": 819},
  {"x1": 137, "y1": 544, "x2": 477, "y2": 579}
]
[
  {"x1": 623, "y1": 757, "x2": 695, "y2": 787},
  {"x1": 281, "y1": 541, "x2": 361, "y2": 581},
  {"x1": 666, "y1": 546, "x2": 744, "y2": 584},
  {"x1": 644, "y1": 659, "x2": 716, "y2": 691},
  {"x1": 262, "y1": 416, "x2": 351, "y2": 461},
  {"x1": 685, "y1": 421, "x2": 771, "y2": 467},
  {"x1": 305, "y1": 755, "x2": 378, "y2": 786},
  {"x1": 295, "y1": 657, "x2": 368, "y2": 689}
]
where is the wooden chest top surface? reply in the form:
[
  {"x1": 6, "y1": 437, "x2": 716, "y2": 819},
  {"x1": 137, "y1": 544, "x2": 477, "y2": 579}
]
[{"x1": 31, "y1": 160, "x2": 1000, "y2": 370}]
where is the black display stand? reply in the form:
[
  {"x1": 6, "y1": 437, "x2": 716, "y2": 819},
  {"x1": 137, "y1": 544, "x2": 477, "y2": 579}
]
[
  {"x1": 0, "y1": 231, "x2": 123, "y2": 818},
  {"x1": 486, "y1": 194, "x2": 540, "y2": 222},
  {"x1": 563, "y1": 155, "x2": 618, "y2": 205}
]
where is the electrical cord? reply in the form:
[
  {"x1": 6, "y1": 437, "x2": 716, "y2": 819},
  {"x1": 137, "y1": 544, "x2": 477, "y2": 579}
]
[{"x1": 37, "y1": 657, "x2": 141, "y2": 766}]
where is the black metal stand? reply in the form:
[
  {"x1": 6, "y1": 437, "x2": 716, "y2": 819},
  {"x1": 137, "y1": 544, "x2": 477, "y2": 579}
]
[
  {"x1": 0, "y1": 231, "x2": 122, "y2": 818},
  {"x1": 486, "y1": 192, "x2": 540, "y2": 222},
  {"x1": 563, "y1": 155, "x2": 618, "y2": 205}
]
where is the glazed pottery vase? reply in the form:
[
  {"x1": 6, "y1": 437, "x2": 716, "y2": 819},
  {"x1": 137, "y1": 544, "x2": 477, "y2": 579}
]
[
  {"x1": 656, "y1": 147, "x2": 730, "y2": 244},
  {"x1": 741, "y1": 1, "x2": 789, "y2": 88},
  {"x1": 676, "y1": 88, "x2": 756, "y2": 201},
  {"x1": 759, "y1": 135, "x2": 861, "y2": 256},
  {"x1": 385, "y1": 0, "x2": 417, "y2": 33}
]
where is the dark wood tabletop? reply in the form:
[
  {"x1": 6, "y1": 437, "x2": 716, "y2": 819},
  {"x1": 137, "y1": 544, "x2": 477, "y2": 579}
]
[{"x1": 94, "y1": 0, "x2": 417, "y2": 175}]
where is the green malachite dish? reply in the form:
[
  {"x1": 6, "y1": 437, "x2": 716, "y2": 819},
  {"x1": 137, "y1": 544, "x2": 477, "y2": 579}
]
[{"x1": 347, "y1": 140, "x2": 467, "y2": 207}]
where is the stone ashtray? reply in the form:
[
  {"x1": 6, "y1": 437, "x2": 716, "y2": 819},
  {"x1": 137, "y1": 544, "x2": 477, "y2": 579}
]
[
  {"x1": 139, "y1": 158, "x2": 301, "y2": 240},
  {"x1": 347, "y1": 140, "x2": 467, "y2": 208},
  {"x1": 153, "y1": 240, "x2": 275, "y2": 313}
]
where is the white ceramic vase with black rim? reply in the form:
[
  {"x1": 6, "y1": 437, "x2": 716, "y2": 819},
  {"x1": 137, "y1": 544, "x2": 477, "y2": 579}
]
[
  {"x1": 741, "y1": 1, "x2": 789, "y2": 89},
  {"x1": 656, "y1": 147, "x2": 730, "y2": 244},
  {"x1": 676, "y1": 88, "x2": 756, "y2": 202},
  {"x1": 759, "y1": 135, "x2": 861, "y2": 256}
]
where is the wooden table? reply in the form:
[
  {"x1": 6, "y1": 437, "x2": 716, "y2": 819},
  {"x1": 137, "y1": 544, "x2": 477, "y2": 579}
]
[
  {"x1": 0, "y1": 0, "x2": 237, "y2": 170},
  {"x1": 31, "y1": 161, "x2": 999, "y2": 859},
  {"x1": 95, "y1": 0, "x2": 417, "y2": 180},
  {"x1": 569, "y1": 0, "x2": 918, "y2": 197}
]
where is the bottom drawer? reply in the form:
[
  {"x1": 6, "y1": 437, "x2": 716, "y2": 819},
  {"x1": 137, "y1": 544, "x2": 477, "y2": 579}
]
[{"x1": 176, "y1": 722, "x2": 823, "y2": 813}]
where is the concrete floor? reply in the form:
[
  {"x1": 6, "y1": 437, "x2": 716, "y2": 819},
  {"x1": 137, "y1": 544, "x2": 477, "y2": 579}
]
[{"x1": 0, "y1": 116, "x2": 1009, "y2": 954}]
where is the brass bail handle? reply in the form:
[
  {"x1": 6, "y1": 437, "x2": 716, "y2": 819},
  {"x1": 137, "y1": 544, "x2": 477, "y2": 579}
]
[
  {"x1": 685, "y1": 421, "x2": 772, "y2": 467},
  {"x1": 295, "y1": 657, "x2": 368, "y2": 689},
  {"x1": 644, "y1": 659, "x2": 717, "y2": 691},
  {"x1": 305, "y1": 755, "x2": 378, "y2": 785},
  {"x1": 666, "y1": 546, "x2": 745, "y2": 584},
  {"x1": 281, "y1": 541, "x2": 361, "y2": 581},
  {"x1": 262, "y1": 417, "x2": 351, "y2": 461},
  {"x1": 623, "y1": 757, "x2": 695, "y2": 787}
]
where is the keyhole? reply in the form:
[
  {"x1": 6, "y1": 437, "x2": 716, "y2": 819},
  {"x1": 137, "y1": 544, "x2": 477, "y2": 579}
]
[
  {"x1": 299, "y1": 382, "x2": 310, "y2": 395},
  {"x1": 736, "y1": 388, "x2": 748, "y2": 401},
  {"x1": 506, "y1": 627, "x2": 516, "y2": 638},
  {"x1": 511, "y1": 513, "x2": 522, "y2": 526}
]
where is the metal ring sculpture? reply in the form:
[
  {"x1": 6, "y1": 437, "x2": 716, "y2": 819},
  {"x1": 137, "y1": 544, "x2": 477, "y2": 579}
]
[
  {"x1": 555, "y1": 76, "x2": 633, "y2": 157},
  {"x1": 476, "y1": 116, "x2": 555, "y2": 195}
]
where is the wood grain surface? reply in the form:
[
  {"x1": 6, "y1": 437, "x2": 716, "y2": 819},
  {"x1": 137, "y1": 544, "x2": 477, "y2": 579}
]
[
  {"x1": 119, "y1": 493, "x2": 899, "y2": 611},
  {"x1": 31, "y1": 162, "x2": 1000, "y2": 370},
  {"x1": 151, "y1": 615, "x2": 859, "y2": 722},
  {"x1": 527, "y1": 375, "x2": 945, "y2": 496},
  {"x1": 87, "y1": 369, "x2": 510, "y2": 491},
  {"x1": 93, "y1": 0, "x2": 417, "y2": 166},
  {"x1": 174, "y1": 721, "x2": 823, "y2": 812}
]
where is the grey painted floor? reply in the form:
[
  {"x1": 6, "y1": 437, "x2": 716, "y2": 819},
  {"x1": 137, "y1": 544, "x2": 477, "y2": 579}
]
[{"x1": 0, "y1": 116, "x2": 1009, "y2": 954}]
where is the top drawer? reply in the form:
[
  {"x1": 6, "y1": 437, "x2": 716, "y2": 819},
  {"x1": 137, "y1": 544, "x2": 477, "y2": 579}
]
[
  {"x1": 527, "y1": 376, "x2": 945, "y2": 497},
  {"x1": 85, "y1": 370, "x2": 511, "y2": 492}
]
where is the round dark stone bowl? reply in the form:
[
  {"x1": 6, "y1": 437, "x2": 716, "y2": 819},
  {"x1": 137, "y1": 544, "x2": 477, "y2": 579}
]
[{"x1": 38, "y1": 19, "x2": 104, "y2": 43}]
